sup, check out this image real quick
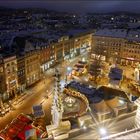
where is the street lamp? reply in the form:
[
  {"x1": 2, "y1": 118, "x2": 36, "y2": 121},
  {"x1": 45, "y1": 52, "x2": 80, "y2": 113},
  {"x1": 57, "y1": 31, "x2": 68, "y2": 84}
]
[
  {"x1": 65, "y1": 67, "x2": 72, "y2": 84},
  {"x1": 82, "y1": 125, "x2": 87, "y2": 130},
  {"x1": 67, "y1": 67, "x2": 72, "y2": 72},
  {"x1": 98, "y1": 127, "x2": 108, "y2": 138},
  {"x1": 99, "y1": 127, "x2": 107, "y2": 135},
  {"x1": 82, "y1": 57, "x2": 86, "y2": 62},
  {"x1": 119, "y1": 99, "x2": 125, "y2": 105}
]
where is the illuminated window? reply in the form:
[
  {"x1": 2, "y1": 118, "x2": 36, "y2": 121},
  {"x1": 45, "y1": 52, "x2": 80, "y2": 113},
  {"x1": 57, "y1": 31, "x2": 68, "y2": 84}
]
[
  {"x1": 6, "y1": 63, "x2": 10, "y2": 67},
  {"x1": 0, "y1": 67, "x2": 3, "y2": 72},
  {"x1": 7, "y1": 69, "x2": 10, "y2": 74}
]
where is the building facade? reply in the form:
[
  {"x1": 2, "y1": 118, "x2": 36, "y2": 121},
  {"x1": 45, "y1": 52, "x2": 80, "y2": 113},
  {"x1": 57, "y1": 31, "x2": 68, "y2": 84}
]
[
  {"x1": 25, "y1": 50, "x2": 40, "y2": 87},
  {"x1": 91, "y1": 35, "x2": 124, "y2": 64},
  {"x1": 3, "y1": 55, "x2": 18, "y2": 100},
  {"x1": 63, "y1": 36, "x2": 73, "y2": 60},
  {"x1": 0, "y1": 30, "x2": 94, "y2": 102},
  {"x1": 17, "y1": 55, "x2": 26, "y2": 93},
  {"x1": 121, "y1": 41, "x2": 140, "y2": 66},
  {"x1": 54, "y1": 32, "x2": 92, "y2": 64},
  {"x1": 91, "y1": 29, "x2": 140, "y2": 66},
  {"x1": 74, "y1": 33, "x2": 92, "y2": 56},
  {"x1": 40, "y1": 44, "x2": 55, "y2": 73},
  {"x1": 0, "y1": 58, "x2": 6, "y2": 102}
]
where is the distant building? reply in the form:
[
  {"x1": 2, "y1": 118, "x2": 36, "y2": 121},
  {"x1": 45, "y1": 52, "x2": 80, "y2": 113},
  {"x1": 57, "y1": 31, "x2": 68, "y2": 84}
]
[
  {"x1": 40, "y1": 45, "x2": 54, "y2": 73},
  {"x1": 0, "y1": 29, "x2": 93, "y2": 101},
  {"x1": 92, "y1": 29, "x2": 140, "y2": 66},
  {"x1": 17, "y1": 55, "x2": 26, "y2": 93},
  {"x1": 0, "y1": 57, "x2": 6, "y2": 101},
  {"x1": 25, "y1": 50, "x2": 40, "y2": 87},
  {"x1": 11, "y1": 36, "x2": 41, "y2": 87},
  {"x1": 3, "y1": 55, "x2": 18, "y2": 100}
]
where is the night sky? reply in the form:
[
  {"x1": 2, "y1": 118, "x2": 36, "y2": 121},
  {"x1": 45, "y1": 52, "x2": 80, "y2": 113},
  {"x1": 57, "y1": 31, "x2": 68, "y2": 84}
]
[{"x1": 0, "y1": 0, "x2": 140, "y2": 13}]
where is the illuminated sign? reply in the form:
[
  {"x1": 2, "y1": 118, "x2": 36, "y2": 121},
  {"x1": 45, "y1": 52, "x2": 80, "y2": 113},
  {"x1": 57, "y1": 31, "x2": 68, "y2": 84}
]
[{"x1": 0, "y1": 67, "x2": 3, "y2": 72}]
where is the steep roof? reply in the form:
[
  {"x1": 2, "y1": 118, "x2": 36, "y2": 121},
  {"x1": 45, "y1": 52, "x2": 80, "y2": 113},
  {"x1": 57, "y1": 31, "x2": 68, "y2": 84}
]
[{"x1": 94, "y1": 29, "x2": 140, "y2": 42}]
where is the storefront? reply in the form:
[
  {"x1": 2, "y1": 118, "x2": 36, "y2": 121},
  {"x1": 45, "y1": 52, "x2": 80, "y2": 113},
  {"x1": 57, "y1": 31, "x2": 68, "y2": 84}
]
[
  {"x1": 40, "y1": 59, "x2": 55, "y2": 72},
  {"x1": 64, "y1": 51, "x2": 71, "y2": 60},
  {"x1": 120, "y1": 58, "x2": 140, "y2": 66},
  {"x1": 75, "y1": 48, "x2": 80, "y2": 56},
  {"x1": 91, "y1": 54, "x2": 106, "y2": 61},
  {"x1": 26, "y1": 73, "x2": 40, "y2": 86},
  {"x1": 56, "y1": 50, "x2": 63, "y2": 62},
  {"x1": 18, "y1": 84, "x2": 26, "y2": 93},
  {"x1": 2, "y1": 92, "x2": 9, "y2": 101},
  {"x1": 80, "y1": 42, "x2": 89, "y2": 54}
]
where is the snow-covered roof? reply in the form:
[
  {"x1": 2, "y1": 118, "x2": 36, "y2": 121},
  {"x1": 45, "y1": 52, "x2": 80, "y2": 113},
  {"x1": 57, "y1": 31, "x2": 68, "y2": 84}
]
[
  {"x1": 0, "y1": 28, "x2": 92, "y2": 49},
  {"x1": 66, "y1": 29, "x2": 91, "y2": 36},
  {"x1": 94, "y1": 29, "x2": 127, "y2": 38},
  {"x1": 127, "y1": 23, "x2": 140, "y2": 29},
  {"x1": 27, "y1": 38, "x2": 49, "y2": 48},
  {"x1": 32, "y1": 33, "x2": 60, "y2": 42},
  {"x1": 94, "y1": 29, "x2": 140, "y2": 42},
  {"x1": 126, "y1": 30, "x2": 140, "y2": 41}
]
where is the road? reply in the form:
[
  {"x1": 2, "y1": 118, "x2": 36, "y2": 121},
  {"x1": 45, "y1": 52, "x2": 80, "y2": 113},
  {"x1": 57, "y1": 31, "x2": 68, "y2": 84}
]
[
  {"x1": 0, "y1": 76, "x2": 54, "y2": 130},
  {"x1": 0, "y1": 53, "x2": 86, "y2": 131},
  {"x1": 71, "y1": 114, "x2": 136, "y2": 140}
]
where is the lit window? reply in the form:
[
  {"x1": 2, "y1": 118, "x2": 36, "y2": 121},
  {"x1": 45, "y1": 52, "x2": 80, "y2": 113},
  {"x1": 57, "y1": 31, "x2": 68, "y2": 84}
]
[{"x1": 7, "y1": 63, "x2": 10, "y2": 67}]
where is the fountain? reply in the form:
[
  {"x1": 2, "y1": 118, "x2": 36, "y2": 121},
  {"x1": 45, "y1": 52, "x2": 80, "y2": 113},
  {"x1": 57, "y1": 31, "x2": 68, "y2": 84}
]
[{"x1": 64, "y1": 96, "x2": 76, "y2": 107}]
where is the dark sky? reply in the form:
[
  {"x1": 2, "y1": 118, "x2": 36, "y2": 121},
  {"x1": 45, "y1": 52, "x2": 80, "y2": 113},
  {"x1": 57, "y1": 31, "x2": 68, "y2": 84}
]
[{"x1": 0, "y1": 0, "x2": 140, "y2": 13}]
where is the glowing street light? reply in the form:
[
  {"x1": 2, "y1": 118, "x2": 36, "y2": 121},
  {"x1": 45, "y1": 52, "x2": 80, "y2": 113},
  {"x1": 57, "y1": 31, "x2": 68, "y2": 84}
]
[
  {"x1": 67, "y1": 67, "x2": 72, "y2": 73},
  {"x1": 65, "y1": 67, "x2": 72, "y2": 84},
  {"x1": 83, "y1": 125, "x2": 87, "y2": 130},
  {"x1": 98, "y1": 127, "x2": 108, "y2": 137},
  {"x1": 119, "y1": 99, "x2": 125, "y2": 105},
  {"x1": 82, "y1": 57, "x2": 86, "y2": 62}
]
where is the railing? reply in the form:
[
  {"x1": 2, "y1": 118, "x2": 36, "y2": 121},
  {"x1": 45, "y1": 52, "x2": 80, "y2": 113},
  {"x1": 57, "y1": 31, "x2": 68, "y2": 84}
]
[
  {"x1": 63, "y1": 88, "x2": 89, "y2": 119},
  {"x1": 102, "y1": 127, "x2": 140, "y2": 140}
]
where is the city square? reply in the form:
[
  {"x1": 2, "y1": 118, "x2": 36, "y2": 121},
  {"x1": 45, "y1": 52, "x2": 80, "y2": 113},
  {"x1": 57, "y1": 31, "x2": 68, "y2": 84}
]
[{"x1": 0, "y1": 1, "x2": 140, "y2": 140}]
